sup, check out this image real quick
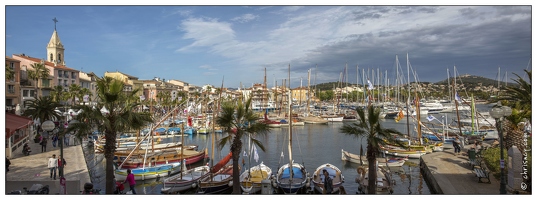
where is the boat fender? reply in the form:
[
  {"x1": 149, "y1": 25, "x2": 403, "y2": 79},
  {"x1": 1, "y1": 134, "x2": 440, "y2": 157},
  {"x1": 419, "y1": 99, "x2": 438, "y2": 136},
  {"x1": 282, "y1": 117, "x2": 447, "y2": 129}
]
[
  {"x1": 228, "y1": 181, "x2": 233, "y2": 187},
  {"x1": 191, "y1": 183, "x2": 197, "y2": 188}
]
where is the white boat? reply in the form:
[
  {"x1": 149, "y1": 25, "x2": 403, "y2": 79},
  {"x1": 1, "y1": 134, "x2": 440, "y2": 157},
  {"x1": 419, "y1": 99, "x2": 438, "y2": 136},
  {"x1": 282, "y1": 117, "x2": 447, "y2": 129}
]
[
  {"x1": 321, "y1": 115, "x2": 344, "y2": 122},
  {"x1": 300, "y1": 116, "x2": 329, "y2": 124},
  {"x1": 311, "y1": 163, "x2": 344, "y2": 194},
  {"x1": 161, "y1": 164, "x2": 211, "y2": 194},
  {"x1": 239, "y1": 162, "x2": 273, "y2": 194},
  {"x1": 356, "y1": 165, "x2": 394, "y2": 194},
  {"x1": 341, "y1": 149, "x2": 407, "y2": 167}
]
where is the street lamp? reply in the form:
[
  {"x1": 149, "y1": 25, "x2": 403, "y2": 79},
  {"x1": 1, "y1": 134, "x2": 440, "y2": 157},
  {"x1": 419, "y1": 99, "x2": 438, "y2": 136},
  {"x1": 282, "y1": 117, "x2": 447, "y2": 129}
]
[{"x1": 490, "y1": 101, "x2": 512, "y2": 194}]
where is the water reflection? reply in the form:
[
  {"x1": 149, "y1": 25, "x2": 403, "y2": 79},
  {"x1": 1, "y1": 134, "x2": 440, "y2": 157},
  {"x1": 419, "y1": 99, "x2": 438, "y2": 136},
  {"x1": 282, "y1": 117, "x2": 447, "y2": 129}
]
[{"x1": 83, "y1": 122, "x2": 430, "y2": 195}]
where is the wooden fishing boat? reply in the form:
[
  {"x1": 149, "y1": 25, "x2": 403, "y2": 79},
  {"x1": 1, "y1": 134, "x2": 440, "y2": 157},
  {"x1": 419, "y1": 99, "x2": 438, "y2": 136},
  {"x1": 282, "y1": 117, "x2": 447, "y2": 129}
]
[
  {"x1": 115, "y1": 161, "x2": 182, "y2": 181},
  {"x1": 311, "y1": 163, "x2": 344, "y2": 194},
  {"x1": 161, "y1": 162, "x2": 211, "y2": 194},
  {"x1": 239, "y1": 162, "x2": 272, "y2": 194},
  {"x1": 356, "y1": 165, "x2": 394, "y2": 194},
  {"x1": 380, "y1": 145, "x2": 426, "y2": 159},
  {"x1": 197, "y1": 152, "x2": 234, "y2": 194},
  {"x1": 117, "y1": 148, "x2": 207, "y2": 169},
  {"x1": 341, "y1": 149, "x2": 407, "y2": 167}
]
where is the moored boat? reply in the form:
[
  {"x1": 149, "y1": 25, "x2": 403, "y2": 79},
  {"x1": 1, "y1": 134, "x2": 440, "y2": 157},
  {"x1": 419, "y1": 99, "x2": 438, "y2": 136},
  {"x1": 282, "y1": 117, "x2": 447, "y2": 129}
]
[
  {"x1": 341, "y1": 149, "x2": 407, "y2": 167},
  {"x1": 311, "y1": 163, "x2": 344, "y2": 194}
]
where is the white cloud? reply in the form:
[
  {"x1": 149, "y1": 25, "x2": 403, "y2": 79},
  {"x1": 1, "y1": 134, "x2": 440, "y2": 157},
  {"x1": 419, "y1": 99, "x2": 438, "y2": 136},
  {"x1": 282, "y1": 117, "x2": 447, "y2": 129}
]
[
  {"x1": 231, "y1": 13, "x2": 259, "y2": 23},
  {"x1": 199, "y1": 65, "x2": 217, "y2": 71}
]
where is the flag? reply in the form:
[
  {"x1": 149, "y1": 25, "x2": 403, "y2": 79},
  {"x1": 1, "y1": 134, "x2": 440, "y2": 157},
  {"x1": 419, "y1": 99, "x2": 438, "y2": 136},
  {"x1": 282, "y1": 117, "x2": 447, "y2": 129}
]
[
  {"x1": 367, "y1": 79, "x2": 373, "y2": 90},
  {"x1": 243, "y1": 150, "x2": 248, "y2": 157},
  {"x1": 455, "y1": 92, "x2": 461, "y2": 102},
  {"x1": 427, "y1": 115, "x2": 436, "y2": 122},
  {"x1": 140, "y1": 95, "x2": 145, "y2": 101},
  {"x1": 395, "y1": 109, "x2": 404, "y2": 122},
  {"x1": 253, "y1": 146, "x2": 259, "y2": 163}
]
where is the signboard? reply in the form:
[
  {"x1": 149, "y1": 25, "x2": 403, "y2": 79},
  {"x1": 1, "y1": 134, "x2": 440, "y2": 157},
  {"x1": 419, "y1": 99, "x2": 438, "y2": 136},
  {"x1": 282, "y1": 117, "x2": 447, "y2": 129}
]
[{"x1": 42, "y1": 121, "x2": 55, "y2": 131}]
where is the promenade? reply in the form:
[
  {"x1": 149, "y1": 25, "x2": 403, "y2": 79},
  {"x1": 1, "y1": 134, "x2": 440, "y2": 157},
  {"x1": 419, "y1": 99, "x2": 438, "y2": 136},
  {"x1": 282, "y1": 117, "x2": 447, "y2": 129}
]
[
  {"x1": 5, "y1": 137, "x2": 91, "y2": 195},
  {"x1": 420, "y1": 143, "x2": 503, "y2": 194}
]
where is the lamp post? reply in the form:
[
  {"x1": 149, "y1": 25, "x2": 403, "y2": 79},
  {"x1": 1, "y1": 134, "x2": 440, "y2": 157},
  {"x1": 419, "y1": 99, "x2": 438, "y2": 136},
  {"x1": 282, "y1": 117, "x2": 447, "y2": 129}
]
[{"x1": 490, "y1": 101, "x2": 512, "y2": 194}]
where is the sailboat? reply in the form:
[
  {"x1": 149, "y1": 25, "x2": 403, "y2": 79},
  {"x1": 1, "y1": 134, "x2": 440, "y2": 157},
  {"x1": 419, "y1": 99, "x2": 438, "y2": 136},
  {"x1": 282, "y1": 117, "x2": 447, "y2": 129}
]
[
  {"x1": 239, "y1": 135, "x2": 273, "y2": 194},
  {"x1": 275, "y1": 66, "x2": 310, "y2": 194},
  {"x1": 198, "y1": 98, "x2": 235, "y2": 194},
  {"x1": 160, "y1": 120, "x2": 211, "y2": 194}
]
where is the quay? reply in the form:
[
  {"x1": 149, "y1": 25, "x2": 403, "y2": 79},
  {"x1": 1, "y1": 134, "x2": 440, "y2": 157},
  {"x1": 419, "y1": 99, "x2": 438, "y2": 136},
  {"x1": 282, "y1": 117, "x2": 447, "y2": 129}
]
[
  {"x1": 5, "y1": 138, "x2": 91, "y2": 194},
  {"x1": 420, "y1": 143, "x2": 502, "y2": 194}
]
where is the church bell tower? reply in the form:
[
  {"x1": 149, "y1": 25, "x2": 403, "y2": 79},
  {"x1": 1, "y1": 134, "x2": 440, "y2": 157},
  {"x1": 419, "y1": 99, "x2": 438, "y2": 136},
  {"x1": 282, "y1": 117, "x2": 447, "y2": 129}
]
[{"x1": 47, "y1": 17, "x2": 65, "y2": 66}]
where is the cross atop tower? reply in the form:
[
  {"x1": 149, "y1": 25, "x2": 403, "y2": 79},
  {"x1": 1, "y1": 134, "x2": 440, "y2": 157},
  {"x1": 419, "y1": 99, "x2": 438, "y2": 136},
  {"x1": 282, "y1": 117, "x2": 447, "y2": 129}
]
[{"x1": 52, "y1": 17, "x2": 58, "y2": 30}]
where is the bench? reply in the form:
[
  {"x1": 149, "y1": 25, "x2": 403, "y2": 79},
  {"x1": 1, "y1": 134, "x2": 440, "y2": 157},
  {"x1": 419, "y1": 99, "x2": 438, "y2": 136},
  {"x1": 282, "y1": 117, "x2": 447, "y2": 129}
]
[
  {"x1": 474, "y1": 167, "x2": 491, "y2": 184},
  {"x1": 468, "y1": 157, "x2": 482, "y2": 170}
]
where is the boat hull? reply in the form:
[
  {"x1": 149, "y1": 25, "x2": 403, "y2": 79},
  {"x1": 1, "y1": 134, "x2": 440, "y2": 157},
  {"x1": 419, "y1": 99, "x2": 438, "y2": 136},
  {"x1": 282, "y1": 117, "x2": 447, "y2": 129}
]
[
  {"x1": 311, "y1": 163, "x2": 344, "y2": 194},
  {"x1": 115, "y1": 162, "x2": 182, "y2": 181},
  {"x1": 275, "y1": 163, "x2": 309, "y2": 194},
  {"x1": 161, "y1": 165, "x2": 211, "y2": 194}
]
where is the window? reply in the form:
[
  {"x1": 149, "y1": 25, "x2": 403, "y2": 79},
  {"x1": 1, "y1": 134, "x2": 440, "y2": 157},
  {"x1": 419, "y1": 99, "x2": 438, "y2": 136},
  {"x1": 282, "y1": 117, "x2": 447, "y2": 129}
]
[
  {"x1": 64, "y1": 80, "x2": 68, "y2": 87},
  {"x1": 58, "y1": 70, "x2": 63, "y2": 77},
  {"x1": 58, "y1": 79, "x2": 62, "y2": 86},
  {"x1": 71, "y1": 72, "x2": 76, "y2": 79},
  {"x1": 8, "y1": 85, "x2": 15, "y2": 93},
  {"x1": 23, "y1": 90, "x2": 28, "y2": 97},
  {"x1": 58, "y1": 53, "x2": 62, "y2": 63},
  {"x1": 72, "y1": 80, "x2": 75, "y2": 85},
  {"x1": 64, "y1": 71, "x2": 69, "y2": 78},
  {"x1": 30, "y1": 90, "x2": 36, "y2": 97},
  {"x1": 50, "y1": 53, "x2": 53, "y2": 62},
  {"x1": 10, "y1": 62, "x2": 14, "y2": 69}
]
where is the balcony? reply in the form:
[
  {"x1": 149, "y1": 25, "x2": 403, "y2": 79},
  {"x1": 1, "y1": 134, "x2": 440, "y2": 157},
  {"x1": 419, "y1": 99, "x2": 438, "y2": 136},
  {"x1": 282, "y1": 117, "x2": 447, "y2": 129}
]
[{"x1": 64, "y1": 73, "x2": 69, "y2": 78}]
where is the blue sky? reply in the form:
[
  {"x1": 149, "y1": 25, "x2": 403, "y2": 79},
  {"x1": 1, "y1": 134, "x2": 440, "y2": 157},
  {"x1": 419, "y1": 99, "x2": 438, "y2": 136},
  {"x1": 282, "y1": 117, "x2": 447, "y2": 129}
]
[{"x1": 4, "y1": 4, "x2": 533, "y2": 89}]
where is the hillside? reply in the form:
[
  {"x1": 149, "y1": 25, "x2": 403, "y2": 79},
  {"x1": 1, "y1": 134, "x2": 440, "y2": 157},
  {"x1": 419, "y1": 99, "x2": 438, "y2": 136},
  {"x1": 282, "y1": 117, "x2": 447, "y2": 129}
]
[{"x1": 309, "y1": 74, "x2": 516, "y2": 91}]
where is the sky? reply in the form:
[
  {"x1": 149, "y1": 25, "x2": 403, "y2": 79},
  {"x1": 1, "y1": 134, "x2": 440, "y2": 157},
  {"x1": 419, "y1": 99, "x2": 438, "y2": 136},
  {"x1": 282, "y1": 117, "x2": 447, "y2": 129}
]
[{"x1": 3, "y1": 3, "x2": 533, "y2": 89}]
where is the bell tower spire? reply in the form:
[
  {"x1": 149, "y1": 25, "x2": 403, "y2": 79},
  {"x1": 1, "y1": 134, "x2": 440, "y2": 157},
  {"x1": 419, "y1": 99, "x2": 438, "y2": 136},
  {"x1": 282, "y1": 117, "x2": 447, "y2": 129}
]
[{"x1": 47, "y1": 17, "x2": 65, "y2": 66}]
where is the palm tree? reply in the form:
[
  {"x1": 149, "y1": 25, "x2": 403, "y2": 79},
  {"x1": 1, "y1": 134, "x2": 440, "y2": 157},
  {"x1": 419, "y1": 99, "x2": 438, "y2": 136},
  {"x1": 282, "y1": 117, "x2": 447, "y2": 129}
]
[
  {"x1": 67, "y1": 84, "x2": 82, "y2": 106},
  {"x1": 6, "y1": 63, "x2": 15, "y2": 80},
  {"x1": 496, "y1": 69, "x2": 531, "y2": 153},
  {"x1": 50, "y1": 85, "x2": 65, "y2": 104},
  {"x1": 216, "y1": 96, "x2": 270, "y2": 194},
  {"x1": 78, "y1": 87, "x2": 92, "y2": 105},
  {"x1": 339, "y1": 105, "x2": 405, "y2": 194},
  {"x1": 28, "y1": 62, "x2": 50, "y2": 97},
  {"x1": 66, "y1": 76, "x2": 153, "y2": 194},
  {"x1": 21, "y1": 96, "x2": 62, "y2": 131}
]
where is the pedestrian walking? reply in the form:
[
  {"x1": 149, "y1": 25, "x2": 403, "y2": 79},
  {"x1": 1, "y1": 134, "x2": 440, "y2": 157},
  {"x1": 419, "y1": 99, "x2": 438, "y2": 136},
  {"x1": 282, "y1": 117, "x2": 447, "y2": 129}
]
[
  {"x1": 64, "y1": 134, "x2": 70, "y2": 146},
  {"x1": 52, "y1": 134, "x2": 58, "y2": 147},
  {"x1": 57, "y1": 155, "x2": 66, "y2": 177},
  {"x1": 123, "y1": 169, "x2": 136, "y2": 194},
  {"x1": 41, "y1": 137, "x2": 48, "y2": 152},
  {"x1": 48, "y1": 154, "x2": 58, "y2": 180},
  {"x1": 453, "y1": 136, "x2": 461, "y2": 155}
]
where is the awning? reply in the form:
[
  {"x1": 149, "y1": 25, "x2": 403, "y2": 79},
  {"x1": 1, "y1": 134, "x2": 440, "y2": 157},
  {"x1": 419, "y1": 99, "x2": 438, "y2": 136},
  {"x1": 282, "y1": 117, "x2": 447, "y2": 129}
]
[{"x1": 5, "y1": 113, "x2": 33, "y2": 139}]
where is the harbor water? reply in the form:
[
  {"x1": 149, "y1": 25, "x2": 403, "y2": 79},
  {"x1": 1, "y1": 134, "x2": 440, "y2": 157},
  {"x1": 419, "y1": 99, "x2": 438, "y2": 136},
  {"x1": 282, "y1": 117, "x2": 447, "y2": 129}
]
[{"x1": 82, "y1": 103, "x2": 495, "y2": 195}]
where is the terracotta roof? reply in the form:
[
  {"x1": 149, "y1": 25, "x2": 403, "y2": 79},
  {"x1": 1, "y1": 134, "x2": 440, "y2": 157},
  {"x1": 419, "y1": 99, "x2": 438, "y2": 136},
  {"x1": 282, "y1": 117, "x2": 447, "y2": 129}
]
[
  {"x1": 5, "y1": 56, "x2": 21, "y2": 62},
  {"x1": 5, "y1": 113, "x2": 33, "y2": 139},
  {"x1": 13, "y1": 54, "x2": 78, "y2": 72}
]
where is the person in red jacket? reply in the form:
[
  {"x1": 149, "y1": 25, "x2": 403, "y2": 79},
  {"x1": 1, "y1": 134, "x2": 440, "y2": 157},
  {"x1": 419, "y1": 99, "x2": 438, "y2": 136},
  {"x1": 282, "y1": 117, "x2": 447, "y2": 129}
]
[{"x1": 123, "y1": 169, "x2": 136, "y2": 194}]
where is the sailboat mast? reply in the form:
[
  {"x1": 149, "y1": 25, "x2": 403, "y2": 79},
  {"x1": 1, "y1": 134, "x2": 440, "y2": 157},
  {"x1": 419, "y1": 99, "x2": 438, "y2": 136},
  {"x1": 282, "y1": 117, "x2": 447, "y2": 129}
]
[
  {"x1": 453, "y1": 66, "x2": 464, "y2": 137},
  {"x1": 406, "y1": 53, "x2": 411, "y2": 138},
  {"x1": 307, "y1": 69, "x2": 311, "y2": 115},
  {"x1": 288, "y1": 64, "x2": 293, "y2": 180}
]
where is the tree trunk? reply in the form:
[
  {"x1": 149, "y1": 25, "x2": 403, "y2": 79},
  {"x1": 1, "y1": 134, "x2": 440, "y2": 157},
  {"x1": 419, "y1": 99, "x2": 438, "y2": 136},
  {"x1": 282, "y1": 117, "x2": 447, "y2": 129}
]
[
  {"x1": 366, "y1": 145, "x2": 377, "y2": 194},
  {"x1": 104, "y1": 123, "x2": 117, "y2": 194},
  {"x1": 231, "y1": 134, "x2": 242, "y2": 194}
]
